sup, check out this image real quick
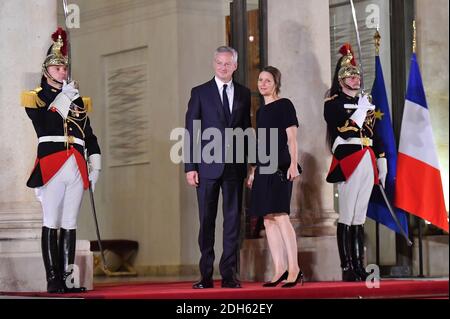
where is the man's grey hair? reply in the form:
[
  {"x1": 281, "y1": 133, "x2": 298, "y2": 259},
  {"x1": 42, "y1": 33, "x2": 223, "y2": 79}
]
[{"x1": 214, "y1": 46, "x2": 238, "y2": 64}]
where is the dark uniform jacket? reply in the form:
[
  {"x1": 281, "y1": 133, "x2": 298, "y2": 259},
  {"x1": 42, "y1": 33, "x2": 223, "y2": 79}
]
[
  {"x1": 21, "y1": 80, "x2": 100, "y2": 189},
  {"x1": 323, "y1": 91, "x2": 384, "y2": 183}
]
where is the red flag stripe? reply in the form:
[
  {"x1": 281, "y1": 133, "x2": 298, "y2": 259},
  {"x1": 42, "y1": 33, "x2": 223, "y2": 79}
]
[{"x1": 395, "y1": 153, "x2": 449, "y2": 232}]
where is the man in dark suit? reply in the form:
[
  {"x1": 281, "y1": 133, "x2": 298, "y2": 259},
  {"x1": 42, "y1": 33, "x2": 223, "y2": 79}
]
[{"x1": 185, "y1": 46, "x2": 251, "y2": 289}]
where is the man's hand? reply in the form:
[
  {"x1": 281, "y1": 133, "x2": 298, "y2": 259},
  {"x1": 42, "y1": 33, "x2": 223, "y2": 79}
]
[
  {"x1": 377, "y1": 157, "x2": 388, "y2": 188},
  {"x1": 246, "y1": 166, "x2": 256, "y2": 189},
  {"x1": 186, "y1": 171, "x2": 199, "y2": 187}
]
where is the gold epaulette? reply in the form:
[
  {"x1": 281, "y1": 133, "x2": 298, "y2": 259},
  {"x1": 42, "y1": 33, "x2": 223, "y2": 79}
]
[
  {"x1": 324, "y1": 94, "x2": 338, "y2": 103},
  {"x1": 82, "y1": 96, "x2": 92, "y2": 112},
  {"x1": 20, "y1": 87, "x2": 45, "y2": 108}
]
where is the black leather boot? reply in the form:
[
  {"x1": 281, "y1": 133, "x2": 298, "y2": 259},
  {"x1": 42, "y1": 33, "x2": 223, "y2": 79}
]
[
  {"x1": 59, "y1": 228, "x2": 86, "y2": 293},
  {"x1": 41, "y1": 227, "x2": 64, "y2": 293},
  {"x1": 337, "y1": 223, "x2": 360, "y2": 282},
  {"x1": 351, "y1": 225, "x2": 369, "y2": 281}
]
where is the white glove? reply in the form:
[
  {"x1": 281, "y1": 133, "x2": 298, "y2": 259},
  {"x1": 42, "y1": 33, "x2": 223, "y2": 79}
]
[
  {"x1": 357, "y1": 93, "x2": 375, "y2": 110},
  {"x1": 48, "y1": 81, "x2": 80, "y2": 119},
  {"x1": 49, "y1": 93, "x2": 71, "y2": 119},
  {"x1": 89, "y1": 169, "x2": 100, "y2": 192},
  {"x1": 377, "y1": 157, "x2": 387, "y2": 187},
  {"x1": 62, "y1": 80, "x2": 80, "y2": 101},
  {"x1": 88, "y1": 154, "x2": 101, "y2": 192},
  {"x1": 350, "y1": 94, "x2": 375, "y2": 128}
]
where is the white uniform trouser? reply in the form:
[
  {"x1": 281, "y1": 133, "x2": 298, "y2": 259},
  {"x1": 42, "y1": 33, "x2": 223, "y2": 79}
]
[
  {"x1": 35, "y1": 155, "x2": 84, "y2": 229},
  {"x1": 337, "y1": 151, "x2": 374, "y2": 226}
]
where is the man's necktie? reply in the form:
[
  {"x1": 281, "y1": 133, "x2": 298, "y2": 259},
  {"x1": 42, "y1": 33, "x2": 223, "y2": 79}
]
[{"x1": 222, "y1": 84, "x2": 231, "y2": 124}]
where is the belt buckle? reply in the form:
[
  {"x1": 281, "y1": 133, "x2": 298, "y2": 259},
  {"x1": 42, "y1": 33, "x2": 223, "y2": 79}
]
[
  {"x1": 67, "y1": 136, "x2": 75, "y2": 144},
  {"x1": 361, "y1": 137, "x2": 371, "y2": 147}
]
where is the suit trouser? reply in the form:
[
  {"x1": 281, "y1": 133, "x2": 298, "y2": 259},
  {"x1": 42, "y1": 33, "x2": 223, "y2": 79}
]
[
  {"x1": 35, "y1": 155, "x2": 84, "y2": 229},
  {"x1": 196, "y1": 165, "x2": 244, "y2": 280},
  {"x1": 337, "y1": 151, "x2": 374, "y2": 226}
]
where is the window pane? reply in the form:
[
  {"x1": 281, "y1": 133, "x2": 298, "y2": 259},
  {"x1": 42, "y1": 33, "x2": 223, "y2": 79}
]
[{"x1": 329, "y1": 0, "x2": 392, "y2": 108}]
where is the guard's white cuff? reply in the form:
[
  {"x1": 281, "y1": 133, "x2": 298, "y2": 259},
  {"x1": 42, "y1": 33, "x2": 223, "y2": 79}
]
[
  {"x1": 377, "y1": 157, "x2": 388, "y2": 187},
  {"x1": 350, "y1": 108, "x2": 367, "y2": 128},
  {"x1": 49, "y1": 93, "x2": 71, "y2": 119},
  {"x1": 89, "y1": 154, "x2": 102, "y2": 171}
]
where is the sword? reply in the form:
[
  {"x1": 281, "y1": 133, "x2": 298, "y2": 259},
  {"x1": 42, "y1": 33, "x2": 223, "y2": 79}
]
[
  {"x1": 84, "y1": 150, "x2": 109, "y2": 273},
  {"x1": 378, "y1": 184, "x2": 413, "y2": 246},
  {"x1": 86, "y1": 155, "x2": 137, "y2": 276},
  {"x1": 349, "y1": 0, "x2": 365, "y2": 92},
  {"x1": 62, "y1": 0, "x2": 72, "y2": 82},
  {"x1": 88, "y1": 183, "x2": 109, "y2": 271}
]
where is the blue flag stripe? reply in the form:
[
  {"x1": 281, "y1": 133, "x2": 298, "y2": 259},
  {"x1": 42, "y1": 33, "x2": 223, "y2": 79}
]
[
  {"x1": 367, "y1": 56, "x2": 409, "y2": 235},
  {"x1": 406, "y1": 53, "x2": 428, "y2": 109}
]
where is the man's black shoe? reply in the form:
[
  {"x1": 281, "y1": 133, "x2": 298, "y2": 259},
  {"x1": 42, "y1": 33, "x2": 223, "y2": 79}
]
[
  {"x1": 221, "y1": 279, "x2": 242, "y2": 288},
  {"x1": 192, "y1": 279, "x2": 214, "y2": 289}
]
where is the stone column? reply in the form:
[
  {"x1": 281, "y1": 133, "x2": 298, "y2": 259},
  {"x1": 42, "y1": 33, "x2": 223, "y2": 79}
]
[
  {"x1": 241, "y1": 0, "x2": 341, "y2": 282},
  {"x1": 267, "y1": 0, "x2": 340, "y2": 281},
  {"x1": 0, "y1": 0, "x2": 91, "y2": 291},
  {"x1": 267, "y1": 0, "x2": 338, "y2": 237}
]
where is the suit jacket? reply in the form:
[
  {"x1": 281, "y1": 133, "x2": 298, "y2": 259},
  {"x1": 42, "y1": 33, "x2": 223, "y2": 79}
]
[
  {"x1": 185, "y1": 78, "x2": 251, "y2": 179},
  {"x1": 323, "y1": 91, "x2": 384, "y2": 183},
  {"x1": 22, "y1": 80, "x2": 101, "y2": 189}
]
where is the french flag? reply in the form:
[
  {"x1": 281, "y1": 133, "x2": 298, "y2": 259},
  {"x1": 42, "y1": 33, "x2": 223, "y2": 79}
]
[{"x1": 395, "y1": 53, "x2": 449, "y2": 232}]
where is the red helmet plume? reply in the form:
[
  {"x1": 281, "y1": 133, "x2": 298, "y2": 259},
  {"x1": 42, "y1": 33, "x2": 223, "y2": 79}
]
[
  {"x1": 51, "y1": 27, "x2": 68, "y2": 56},
  {"x1": 339, "y1": 43, "x2": 356, "y2": 66}
]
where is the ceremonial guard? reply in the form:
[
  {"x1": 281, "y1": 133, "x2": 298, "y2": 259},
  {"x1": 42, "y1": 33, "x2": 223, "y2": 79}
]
[
  {"x1": 324, "y1": 44, "x2": 387, "y2": 281},
  {"x1": 21, "y1": 28, "x2": 101, "y2": 293}
]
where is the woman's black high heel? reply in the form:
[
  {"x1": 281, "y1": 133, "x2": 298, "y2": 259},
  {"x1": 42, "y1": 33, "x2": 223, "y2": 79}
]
[
  {"x1": 281, "y1": 270, "x2": 304, "y2": 288},
  {"x1": 262, "y1": 271, "x2": 288, "y2": 287}
]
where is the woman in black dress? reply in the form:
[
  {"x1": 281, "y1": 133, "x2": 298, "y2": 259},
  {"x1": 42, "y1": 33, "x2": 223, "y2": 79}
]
[{"x1": 247, "y1": 66, "x2": 303, "y2": 287}]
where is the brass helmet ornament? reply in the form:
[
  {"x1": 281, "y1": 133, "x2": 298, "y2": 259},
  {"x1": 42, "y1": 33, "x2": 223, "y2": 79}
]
[
  {"x1": 337, "y1": 43, "x2": 360, "y2": 81},
  {"x1": 42, "y1": 27, "x2": 68, "y2": 85}
]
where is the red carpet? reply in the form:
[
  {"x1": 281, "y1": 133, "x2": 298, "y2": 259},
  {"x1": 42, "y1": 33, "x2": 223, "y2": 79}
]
[{"x1": 1, "y1": 279, "x2": 448, "y2": 299}]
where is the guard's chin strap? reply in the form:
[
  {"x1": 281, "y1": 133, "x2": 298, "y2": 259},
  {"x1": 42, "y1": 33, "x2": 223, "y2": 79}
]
[
  {"x1": 43, "y1": 68, "x2": 64, "y2": 86},
  {"x1": 340, "y1": 79, "x2": 360, "y2": 92}
]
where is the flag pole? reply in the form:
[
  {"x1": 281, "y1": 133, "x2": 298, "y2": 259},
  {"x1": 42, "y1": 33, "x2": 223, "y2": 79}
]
[
  {"x1": 412, "y1": 19, "x2": 425, "y2": 278},
  {"x1": 374, "y1": 28, "x2": 381, "y2": 267},
  {"x1": 417, "y1": 217, "x2": 425, "y2": 277}
]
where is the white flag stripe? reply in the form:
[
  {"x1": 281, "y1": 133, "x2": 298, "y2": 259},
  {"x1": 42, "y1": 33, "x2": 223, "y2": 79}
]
[{"x1": 398, "y1": 99, "x2": 440, "y2": 169}]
